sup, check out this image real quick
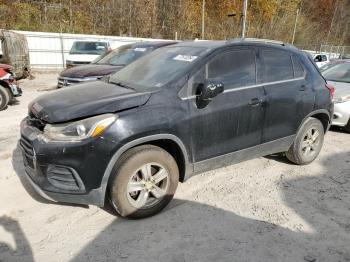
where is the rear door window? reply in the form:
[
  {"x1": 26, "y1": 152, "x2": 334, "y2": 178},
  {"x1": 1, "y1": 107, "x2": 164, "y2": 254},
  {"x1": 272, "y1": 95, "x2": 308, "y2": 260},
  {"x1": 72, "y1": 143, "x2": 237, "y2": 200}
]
[{"x1": 259, "y1": 49, "x2": 294, "y2": 83}]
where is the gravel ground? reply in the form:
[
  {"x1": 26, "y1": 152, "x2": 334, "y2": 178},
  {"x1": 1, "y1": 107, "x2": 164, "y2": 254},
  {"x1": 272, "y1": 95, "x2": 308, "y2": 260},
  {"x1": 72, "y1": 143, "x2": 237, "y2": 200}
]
[{"x1": 0, "y1": 73, "x2": 350, "y2": 262}]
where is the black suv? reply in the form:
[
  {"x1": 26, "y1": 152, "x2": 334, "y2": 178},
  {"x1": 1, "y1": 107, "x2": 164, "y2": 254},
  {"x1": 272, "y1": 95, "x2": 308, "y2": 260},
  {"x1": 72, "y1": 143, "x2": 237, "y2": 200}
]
[{"x1": 20, "y1": 39, "x2": 334, "y2": 218}]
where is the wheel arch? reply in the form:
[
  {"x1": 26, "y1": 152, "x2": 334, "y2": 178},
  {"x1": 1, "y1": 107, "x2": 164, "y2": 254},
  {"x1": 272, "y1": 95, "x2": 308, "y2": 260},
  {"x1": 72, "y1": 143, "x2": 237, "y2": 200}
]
[
  {"x1": 99, "y1": 134, "x2": 192, "y2": 205},
  {"x1": 299, "y1": 109, "x2": 331, "y2": 133}
]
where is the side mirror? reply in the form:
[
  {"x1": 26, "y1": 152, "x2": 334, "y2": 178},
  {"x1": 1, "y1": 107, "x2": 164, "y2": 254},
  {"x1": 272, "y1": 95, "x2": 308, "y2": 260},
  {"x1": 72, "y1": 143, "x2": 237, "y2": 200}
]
[{"x1": 196, "y1": 80, "x2": 224, "y2": 108}]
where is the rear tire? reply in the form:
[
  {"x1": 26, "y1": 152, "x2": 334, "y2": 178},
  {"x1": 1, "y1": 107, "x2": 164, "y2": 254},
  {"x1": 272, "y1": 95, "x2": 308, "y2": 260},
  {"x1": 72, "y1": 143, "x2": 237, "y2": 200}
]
[
  {"x1": 0, "y1": 85, "x2": 9, "y2": 111},
  {"x1": 344, "y1": 120, "x2": 350, "y2": 133},
  {"x1": 286, "y1": 117, "x2": 324, "y2": 165},
  {"x1": 6, "y1": 88, "x2": 15, "y2": 105},
  {"x1": 108, "y1": 145, "x2": 179, "y2": 219}
]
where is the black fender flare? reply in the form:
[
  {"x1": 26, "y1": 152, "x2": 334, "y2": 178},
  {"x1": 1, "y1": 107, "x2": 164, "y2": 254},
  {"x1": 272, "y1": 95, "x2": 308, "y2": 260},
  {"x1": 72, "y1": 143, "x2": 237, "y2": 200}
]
[
  {"x1": 98, "y1": 134, "x2": 192, "y2": 205},
  {"x1": 297, "y1": 109, "x2": 332, "y2": 133}
]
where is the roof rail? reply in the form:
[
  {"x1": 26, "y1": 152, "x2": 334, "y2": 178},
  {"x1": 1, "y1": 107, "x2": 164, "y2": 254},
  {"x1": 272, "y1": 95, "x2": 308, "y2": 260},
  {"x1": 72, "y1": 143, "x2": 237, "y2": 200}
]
[{"x1": 227, "y1": 38, "x2": 285, "y2": 46}]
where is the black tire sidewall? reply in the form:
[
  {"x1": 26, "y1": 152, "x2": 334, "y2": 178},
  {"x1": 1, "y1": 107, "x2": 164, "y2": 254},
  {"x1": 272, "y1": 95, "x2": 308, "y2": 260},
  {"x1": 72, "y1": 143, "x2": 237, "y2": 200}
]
[
  {"x1": 288, "y1": 118, "x2": 324, "y2": 165},
  {"x1": 0, "y1": 85, "x2": 9, "y2": 110},
  {"x1": 109, "y1": 145, "x2": 179, "y2": 219},
  {"x1": 344, "y1": 120, "x2": 350, "y2": 133}
]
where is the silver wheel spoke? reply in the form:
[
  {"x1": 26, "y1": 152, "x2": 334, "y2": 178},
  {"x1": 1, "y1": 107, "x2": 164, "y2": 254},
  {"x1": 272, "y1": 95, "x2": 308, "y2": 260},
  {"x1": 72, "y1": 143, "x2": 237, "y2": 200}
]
[
  {"x1": 311, "y1": 130, "x2": 319, "y2": 142},
  {"x1": 135, "y1": 190, "x2": 149, "y2": 208},
  {"x1": 152, "y1": 168, "x2": 168, "y2": 184},
  {"x1": 150, "y1": 185, "x2": 166, "y2": 199},
  {"x1": 305, "y1": 146, "x2": 311, "y2": 155},
  {"x1": 306, "y1": 129, "x2": 313, "y2": 139},
  {"x1": 128, "y1": 182, "x2": 144, "y2": 193},
  {"x1": 141, "y1": 164, "x2": 152, "y2": 180},
  {"x1": 301, "y1": 140, "x2": 309, "y2": 149}
]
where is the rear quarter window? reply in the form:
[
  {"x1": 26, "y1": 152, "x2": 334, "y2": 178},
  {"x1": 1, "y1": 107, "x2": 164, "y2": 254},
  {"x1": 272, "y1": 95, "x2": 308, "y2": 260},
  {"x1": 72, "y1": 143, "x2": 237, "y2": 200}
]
[
  {"x1": 259, "y1": 49, "x2": 294, "y2": 83},
  {"x1": 292, "y1": 55, "x2": 305, "y2": 78}
]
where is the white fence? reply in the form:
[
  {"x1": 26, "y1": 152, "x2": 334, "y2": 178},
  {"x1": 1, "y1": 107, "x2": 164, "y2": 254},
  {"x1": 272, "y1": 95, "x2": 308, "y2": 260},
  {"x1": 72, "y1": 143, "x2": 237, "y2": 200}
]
[{"x1": 14, "y1": 30, "x2": 165, "y2": 69}]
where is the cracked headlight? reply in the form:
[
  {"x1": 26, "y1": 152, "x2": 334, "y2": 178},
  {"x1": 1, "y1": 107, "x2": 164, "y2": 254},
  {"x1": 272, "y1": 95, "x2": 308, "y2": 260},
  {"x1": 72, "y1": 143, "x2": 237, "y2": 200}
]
[{"x1": 43, "y1": 114, "x2": 117, "y2": 142}]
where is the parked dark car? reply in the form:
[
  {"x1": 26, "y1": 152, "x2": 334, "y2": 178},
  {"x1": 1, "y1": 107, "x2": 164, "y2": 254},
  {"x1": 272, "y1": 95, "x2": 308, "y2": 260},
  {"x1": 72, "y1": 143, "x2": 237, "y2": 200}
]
[
  {"x1": 20, "y1": 39, "x2": 334, "y2": 218},
  {"x1": 57, "y1": 41, "x2": 177, "y2": 88}
]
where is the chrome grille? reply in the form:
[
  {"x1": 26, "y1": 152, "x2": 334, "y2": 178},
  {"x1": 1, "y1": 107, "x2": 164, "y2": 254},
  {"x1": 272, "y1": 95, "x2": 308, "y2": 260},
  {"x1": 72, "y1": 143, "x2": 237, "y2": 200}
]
[{"x1": 58, "y1": 77, "x2": 84, "y2": 88}]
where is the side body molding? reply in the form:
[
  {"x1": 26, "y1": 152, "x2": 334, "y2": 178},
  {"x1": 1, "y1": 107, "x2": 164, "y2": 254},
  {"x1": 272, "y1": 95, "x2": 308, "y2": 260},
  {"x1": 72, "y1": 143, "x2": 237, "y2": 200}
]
[{"x1": 98, "y1": 134, "x2": 192, "y2": 205}]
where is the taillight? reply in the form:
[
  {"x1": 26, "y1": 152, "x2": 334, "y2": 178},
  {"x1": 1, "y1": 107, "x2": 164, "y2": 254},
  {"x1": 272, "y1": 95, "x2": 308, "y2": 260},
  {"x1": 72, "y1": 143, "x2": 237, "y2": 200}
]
[{"x1": 325, "y1": 83, "x2": 335, "y2": 99}]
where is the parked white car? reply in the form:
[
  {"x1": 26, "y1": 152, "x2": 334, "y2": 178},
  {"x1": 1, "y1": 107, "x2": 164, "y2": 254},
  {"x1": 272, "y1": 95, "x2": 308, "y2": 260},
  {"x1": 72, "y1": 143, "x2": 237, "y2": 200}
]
[
  {"x1": 66, "y1": 41, "x2": 110, "y2": 68},
  {"x1": 322, "y1": 61, "x2": 350, "y2": 132},
  {"x1": 313, "y1": 53, "x2": 330, "y2": 68}
]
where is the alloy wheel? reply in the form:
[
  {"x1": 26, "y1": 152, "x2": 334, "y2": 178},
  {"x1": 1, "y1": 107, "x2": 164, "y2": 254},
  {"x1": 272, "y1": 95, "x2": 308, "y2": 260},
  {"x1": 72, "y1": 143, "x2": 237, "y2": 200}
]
[
  {"x1": 301, "y1": 127, "x2": 321, "y2": 157},
  {"x1": 126, "y1": 163, "x2": 169, "y2": 209}
]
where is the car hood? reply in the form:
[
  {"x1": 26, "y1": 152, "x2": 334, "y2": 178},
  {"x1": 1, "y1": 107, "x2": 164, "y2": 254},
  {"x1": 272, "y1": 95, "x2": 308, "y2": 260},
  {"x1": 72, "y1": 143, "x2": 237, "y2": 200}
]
[
  {"x1": 327, "y1": 81, "x2": 350, "y2": 99},
  {"x1": 60, "y1": 64, "x2": 124, "y2": 78},
  {"x1": 29, "y1": 81, "x2": 151, "y2": 123}
]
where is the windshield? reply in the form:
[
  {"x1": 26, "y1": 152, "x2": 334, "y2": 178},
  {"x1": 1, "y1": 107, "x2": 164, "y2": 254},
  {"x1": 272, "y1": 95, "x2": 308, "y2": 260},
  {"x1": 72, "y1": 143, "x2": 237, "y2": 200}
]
[
  {"x1": 109, "y1": 46, "x2": 207, "y2": 91},
  {"x1": 70, "y1": 41, "x2": 108, "y2": 55},
  {"x1": 323, "y1": 63, "x2": 350, "y2": 83},
  {"x1": 96, "y1": 45, "x2": 153, "y2": 66}
]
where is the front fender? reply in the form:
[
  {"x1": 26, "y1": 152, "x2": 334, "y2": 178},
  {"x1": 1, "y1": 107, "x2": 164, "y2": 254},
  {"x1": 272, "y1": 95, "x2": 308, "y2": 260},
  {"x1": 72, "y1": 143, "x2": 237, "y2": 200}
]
[{"x1": 98, "y1": 133, "x2": 192, "y2": 206}]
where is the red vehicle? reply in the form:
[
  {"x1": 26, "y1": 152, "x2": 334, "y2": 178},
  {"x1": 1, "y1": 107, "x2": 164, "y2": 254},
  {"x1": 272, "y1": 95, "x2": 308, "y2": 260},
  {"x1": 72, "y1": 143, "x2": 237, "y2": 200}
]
[{"x1": 0, "y1": 64, "x2": 22, "y2": 111}]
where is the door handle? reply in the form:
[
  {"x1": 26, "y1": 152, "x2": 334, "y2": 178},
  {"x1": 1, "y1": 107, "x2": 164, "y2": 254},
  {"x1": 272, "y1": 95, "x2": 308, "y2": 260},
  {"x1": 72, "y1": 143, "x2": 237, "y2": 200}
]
[
  {"x1": 249, "y1": 98, "x2": 262, "y2": 107},
  {"x1": 300, "y1": 85, "x2": 306, "y2": 91}
]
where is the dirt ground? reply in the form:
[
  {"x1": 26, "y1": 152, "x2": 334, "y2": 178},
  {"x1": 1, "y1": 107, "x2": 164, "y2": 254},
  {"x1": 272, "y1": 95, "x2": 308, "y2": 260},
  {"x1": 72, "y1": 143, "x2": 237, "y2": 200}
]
[{"x1": 0, "y1": 73, "x2": 350, "y2": 262}]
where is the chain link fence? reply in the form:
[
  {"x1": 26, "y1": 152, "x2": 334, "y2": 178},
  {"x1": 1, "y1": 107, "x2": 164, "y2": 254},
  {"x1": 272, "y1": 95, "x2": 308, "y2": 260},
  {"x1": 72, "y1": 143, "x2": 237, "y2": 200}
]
[{"x1": 295, "y1": 44, "x2": 350, "y2": 59}]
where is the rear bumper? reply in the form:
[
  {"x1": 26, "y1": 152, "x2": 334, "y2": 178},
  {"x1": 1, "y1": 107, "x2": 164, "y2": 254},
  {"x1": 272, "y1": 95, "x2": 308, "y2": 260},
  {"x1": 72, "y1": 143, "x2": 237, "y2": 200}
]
[{"x1": 332, "y1": 101, "x2": 350, "y2": 127}]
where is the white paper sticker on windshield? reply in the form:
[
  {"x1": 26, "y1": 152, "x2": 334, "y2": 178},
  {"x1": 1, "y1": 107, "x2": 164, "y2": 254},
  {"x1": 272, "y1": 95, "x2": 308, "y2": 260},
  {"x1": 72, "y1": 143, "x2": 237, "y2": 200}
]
[
  {"x1": 173, "y1": 55, "x2": 198, "y2": 62},
  {"x1": 134, "y1": 48, "x2": 147, "y2": 52}
]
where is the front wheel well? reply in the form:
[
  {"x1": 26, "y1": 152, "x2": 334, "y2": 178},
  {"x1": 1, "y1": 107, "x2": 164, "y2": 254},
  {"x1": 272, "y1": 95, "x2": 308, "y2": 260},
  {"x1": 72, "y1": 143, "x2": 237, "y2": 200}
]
[{"x1": 145, "y1": 139, "x2": 186, "y2": 182}]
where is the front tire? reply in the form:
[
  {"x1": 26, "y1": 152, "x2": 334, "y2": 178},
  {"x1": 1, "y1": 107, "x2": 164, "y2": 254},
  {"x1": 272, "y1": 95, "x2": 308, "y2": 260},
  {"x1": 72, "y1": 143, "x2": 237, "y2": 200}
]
[
  {"x1": 108, "y1": 145, "x2": 179, "y2": 219},
  {"x1": 0, "y1": 85, "x2": 9, "y2": 111},
  {"x1": 344, "y1": 119, "x2": 350, "y2": 133},
  {"x1": 286, "y1": 117, "x2": 324, "y2": 165}
]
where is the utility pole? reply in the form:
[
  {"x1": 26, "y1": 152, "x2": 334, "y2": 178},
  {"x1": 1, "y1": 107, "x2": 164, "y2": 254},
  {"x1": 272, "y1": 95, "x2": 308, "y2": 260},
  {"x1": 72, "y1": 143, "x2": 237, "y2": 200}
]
[
  {"x1": 242, "y1": 0, "x2": 248, "y2": 38},
  {"x1": 129, "y1": 1, "x2": 132, "y2": 36},
  {"x1": 201, "y1": 0, "x2": 205, "y2": 39},
  {"x1": 227, "y1": 13, "x2": 237, "y2": 38},
  {"x1": 69, "y1": 0, "x2": 72, "y2": 31},
  {"x1": 291, "y1": 8, "x2": 299, "y2": 44},
  {"x1": 326, "y1": 0, "x2": 339, "y2": 44}
]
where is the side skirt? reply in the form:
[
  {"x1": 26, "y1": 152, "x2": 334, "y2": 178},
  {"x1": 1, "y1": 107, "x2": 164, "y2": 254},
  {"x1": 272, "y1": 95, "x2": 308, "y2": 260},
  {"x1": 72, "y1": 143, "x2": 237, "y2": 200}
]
[{"x1": 188, "y1": 135, "x2": 295, "y2": 179}]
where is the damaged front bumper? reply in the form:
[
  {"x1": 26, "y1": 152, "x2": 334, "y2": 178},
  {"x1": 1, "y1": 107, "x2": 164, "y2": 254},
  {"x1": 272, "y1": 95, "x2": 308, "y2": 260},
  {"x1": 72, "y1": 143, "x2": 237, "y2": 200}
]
[{"x1": 19, "y1": 117, "x2": 116, "y2": 207}]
